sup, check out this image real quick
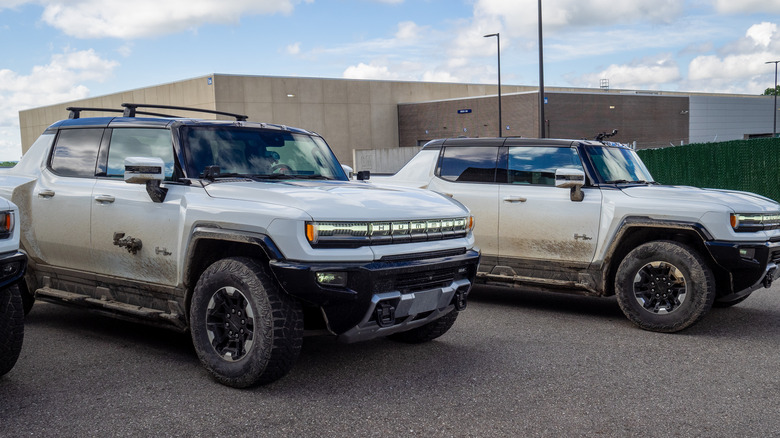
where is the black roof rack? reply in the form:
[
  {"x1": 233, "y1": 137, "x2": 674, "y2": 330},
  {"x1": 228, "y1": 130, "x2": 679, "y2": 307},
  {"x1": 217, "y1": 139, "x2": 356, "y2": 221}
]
[
  {"x1": 66, "y1": 106, "x2": 180, "y2": 119},
  {"x1": 121, "y1": 103, "x2": 248, "y2": 121},
  {"x1": 65, "y1": 103, "x2": 248, "y2": 121},
  {"x1": 67, "y1": 107, "x2": 122, "y2": 119}
]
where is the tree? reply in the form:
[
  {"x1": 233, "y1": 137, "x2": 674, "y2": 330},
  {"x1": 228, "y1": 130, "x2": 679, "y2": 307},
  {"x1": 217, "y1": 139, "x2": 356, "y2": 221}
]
[{"x1": 764, "y1": 85, "x2": 780, "y2": 96}]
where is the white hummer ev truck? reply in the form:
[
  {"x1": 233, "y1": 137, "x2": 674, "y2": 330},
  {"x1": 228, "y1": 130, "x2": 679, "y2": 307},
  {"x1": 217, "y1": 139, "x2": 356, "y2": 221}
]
[
  {"x1": 0, "y1": 197, "x2": 27, "y2": 377},
  {"x1": 377, "y1": 137, "x2": 780, "y2": 333},
  {"x1": 0, "y1": 104, "x2": 479, "y2": 387}
]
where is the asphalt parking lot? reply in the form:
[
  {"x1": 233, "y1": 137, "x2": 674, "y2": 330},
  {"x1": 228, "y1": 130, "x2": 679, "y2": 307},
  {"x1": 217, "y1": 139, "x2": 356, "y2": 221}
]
[{"x1": 2, "y1": 283, "x2": 779, "y2": 437}]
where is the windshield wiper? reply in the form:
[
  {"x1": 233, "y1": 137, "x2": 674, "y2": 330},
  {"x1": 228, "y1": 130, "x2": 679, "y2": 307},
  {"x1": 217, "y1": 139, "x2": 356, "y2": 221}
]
[
  {"x1": 203, "y1": 172, "x2": 253, "y2": 180},
  {"x1": 605, "y1": 179, "x2": 654, "y2": 185},
  {"x1": 244, "y1": 174, "x2": 334, "y2": 181},
  {"x1": 284, "y1": 175, "x2": 333, "y2": 180}
]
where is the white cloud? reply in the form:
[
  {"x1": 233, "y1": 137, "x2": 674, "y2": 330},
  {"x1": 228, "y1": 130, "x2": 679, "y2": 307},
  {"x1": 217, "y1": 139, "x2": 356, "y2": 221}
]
[
  {"x1": 117, "y1": 43, "x2": 133, "y2": 58},
  {"x1": 746, "y1": 22, "x2": 777, "y2": 47},
  {"x1": 683, "y1": 21, "x2": 780, "y2": 93},
  {"x1": 37, "y1": 0, "x2": 296, "y2": 39},
  {"x1": 395, "y1": 21, "x2": 422, "y2": 41},
  {"x1": 445, "y1": 0, "x2": 686, "y2": 80},
  {"x1": 472, "y1": 0, "x2": 683, "y2": 38},
  {"x1": 421, "y1": 70, "x2": 459, "y2": 83},
  {"x1": 286, "y1": 42, "x2": 301, "y2": 55},
  {"x1": 573, "y1": 54, "x2": 681, "y2": 90},
  {"x1": 0, "y1": 0, "x2": 28, "y2": 9},
  {"x1": 714, "y1": 0, "x2": 780, "y2": 14},
  {"x1": 0, "y1": 49, "x2": 119, "y2": 160},
  {"x1": 342, "y1": 62, "x2": 400, "y2": 80}
]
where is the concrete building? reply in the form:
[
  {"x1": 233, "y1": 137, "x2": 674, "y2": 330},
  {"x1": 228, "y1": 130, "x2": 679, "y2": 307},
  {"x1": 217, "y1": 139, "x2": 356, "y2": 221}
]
[
  {"x1": 18, "y1": 74, "x2": 534, "y2": 167},
  {"x1": 19, "y1": 74, "x2": 778, "y2": 168},
  {"x1": 399, "y1": 91, "x2": 776, "y2": 150}
]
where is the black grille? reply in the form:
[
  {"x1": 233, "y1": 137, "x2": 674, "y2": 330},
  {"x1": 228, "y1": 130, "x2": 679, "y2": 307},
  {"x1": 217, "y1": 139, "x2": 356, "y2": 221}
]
[
  {"x1": 380, "y1": 248, "x2": 466, "y2": 262},
  {"x1": 394, "y1": 267, "x2": 460, "y2": 293}
]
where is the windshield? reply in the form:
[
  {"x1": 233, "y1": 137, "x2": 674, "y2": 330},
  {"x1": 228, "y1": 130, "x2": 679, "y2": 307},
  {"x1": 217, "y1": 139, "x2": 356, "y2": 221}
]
[
  {"x1": 181, "y1": 126, "x2": 347, "y2": 180},
  {"x1": 584, "y1": 145, "x2": 655, "y2": 184}
]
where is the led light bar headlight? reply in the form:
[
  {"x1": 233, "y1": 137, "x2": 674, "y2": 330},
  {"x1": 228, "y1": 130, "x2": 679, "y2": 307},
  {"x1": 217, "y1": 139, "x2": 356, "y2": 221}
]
[
  {"x1": 306, "y1": 216, "x2": 471, "y2": 247},
  {"x1": 730, "y1": 212, "x2": 780, "y2": 232}
]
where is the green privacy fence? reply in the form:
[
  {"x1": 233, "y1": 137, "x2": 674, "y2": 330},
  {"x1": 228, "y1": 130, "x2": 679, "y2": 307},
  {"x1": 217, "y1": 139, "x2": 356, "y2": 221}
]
[{"x1": 636, "y1": 138, "x2": 780, "y2": 203}]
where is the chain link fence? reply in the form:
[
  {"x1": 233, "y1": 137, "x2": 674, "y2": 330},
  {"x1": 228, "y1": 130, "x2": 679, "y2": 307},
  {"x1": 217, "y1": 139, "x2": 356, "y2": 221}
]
[{"x1": 636, "y1": 138, "x2": 780, "y2": 203}]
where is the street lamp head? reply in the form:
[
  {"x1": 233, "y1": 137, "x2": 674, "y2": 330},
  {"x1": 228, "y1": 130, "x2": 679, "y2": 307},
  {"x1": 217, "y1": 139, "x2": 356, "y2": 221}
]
[
  {"x1": 484, "y1": 33, "x2": 498, "y2": 38},
  {"x1": 767, "y1": 60, "x2": 780, "y2": 64}
]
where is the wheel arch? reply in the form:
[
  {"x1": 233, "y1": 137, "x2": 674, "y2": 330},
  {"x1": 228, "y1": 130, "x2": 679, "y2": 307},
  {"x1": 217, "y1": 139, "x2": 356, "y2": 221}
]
[
  {"x1": 601, "y1": 217, "x2": 723, "y2": 297},
  {"x1": 182, "y1": 227, "x2": 283, "y2": 322}
]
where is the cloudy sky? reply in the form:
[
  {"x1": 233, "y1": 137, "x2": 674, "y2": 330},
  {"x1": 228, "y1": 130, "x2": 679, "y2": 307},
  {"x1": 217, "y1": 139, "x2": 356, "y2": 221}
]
[{"x1": 1, "y1": 0, "x2": 779, "y2": 160}]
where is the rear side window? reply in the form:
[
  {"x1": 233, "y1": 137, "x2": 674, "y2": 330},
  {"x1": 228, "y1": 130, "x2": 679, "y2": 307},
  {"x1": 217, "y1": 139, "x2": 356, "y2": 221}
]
[
  {"x1": 438, "y1": 146, "x2": 499, "y2": 183},
  {"x1": 507, "y1": 146, "x2": 582, "y2": 186},
  {"x1": 106, "y1": 128, "x2": 174, "y2": 179},
  {"x1": 50, "y1": 128, "x2": 103, "y2": 178}
]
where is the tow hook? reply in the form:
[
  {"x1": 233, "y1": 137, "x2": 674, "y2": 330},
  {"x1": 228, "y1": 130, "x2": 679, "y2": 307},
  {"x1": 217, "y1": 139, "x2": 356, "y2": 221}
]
[
  {"x1": 375, "y1": 302, "x2": 396, "y2": 328},
  {"x1": 763, "y1": 268, "x2": 776, "y2": 288},
  {"x1": 454, "y1": 286, "x2": 469, "y2": 311}
]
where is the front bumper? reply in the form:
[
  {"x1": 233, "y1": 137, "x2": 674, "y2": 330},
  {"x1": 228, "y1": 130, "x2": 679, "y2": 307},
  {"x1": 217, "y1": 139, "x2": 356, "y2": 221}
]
[
  {"x1": 268, "y1": 249, "x2": 480, "y2": 340},
  {"x1": 0, "y1": 250, "x2": 26, "y2": 290},
  {"x1": 705, "y1": 239, "x2": 780, "y2": 298}
]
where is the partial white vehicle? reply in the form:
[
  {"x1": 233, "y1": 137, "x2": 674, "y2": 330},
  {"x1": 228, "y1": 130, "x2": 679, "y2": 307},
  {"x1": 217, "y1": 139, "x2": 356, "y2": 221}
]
[
  {"x1": 0, "y1": 104, "x2": 479, "y2": 387},
  {"x1": 377, "y1": 137, "x2": 780, "y2": 332},
  {"x1": 0, "y1": 198, "x2": 27, "y2": 377}
]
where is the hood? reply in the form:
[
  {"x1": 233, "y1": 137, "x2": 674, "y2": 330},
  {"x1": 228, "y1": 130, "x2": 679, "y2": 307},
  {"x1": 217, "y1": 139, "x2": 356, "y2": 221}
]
[
  {"x1": 202, "y1": 179, "x2": 468, "y2": 221},
  {"x1": 620, "y1": 185, "x2": 780, "y2": 213}
]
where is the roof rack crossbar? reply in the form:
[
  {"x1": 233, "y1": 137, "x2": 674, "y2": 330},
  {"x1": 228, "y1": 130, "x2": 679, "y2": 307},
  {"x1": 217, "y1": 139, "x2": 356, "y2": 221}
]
[
  {"x1": 66, "y1": 107, "x2": 124, "y2": 119},
  {"x1": 121, "y1": 103, "x2": 248, "y2": 121}
]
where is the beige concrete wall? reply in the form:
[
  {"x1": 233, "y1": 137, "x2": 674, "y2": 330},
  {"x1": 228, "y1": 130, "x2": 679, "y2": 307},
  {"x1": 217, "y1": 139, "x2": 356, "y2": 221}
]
[
  {"x1": 19, "y1": 74, "x2": 533, "y2": 166},
  {"x1": 18, "y1": 75, "x2": 216, "y2": 152}
]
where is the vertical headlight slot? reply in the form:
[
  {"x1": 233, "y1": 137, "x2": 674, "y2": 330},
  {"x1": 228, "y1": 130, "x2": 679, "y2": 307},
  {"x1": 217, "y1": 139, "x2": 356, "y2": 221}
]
[{"x1": 0, "y1": 211, "x2": 13, "y2": 237}]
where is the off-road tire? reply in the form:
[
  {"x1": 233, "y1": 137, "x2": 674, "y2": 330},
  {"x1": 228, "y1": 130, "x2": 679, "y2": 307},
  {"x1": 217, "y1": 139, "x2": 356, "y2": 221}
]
[
  {"x1": 615, "y1": 240, "x2": 715, "y2": 333},
  {"x1": 388, "y1": 310, "x2": 458, "y2": 344},
  {"x1": 190, "y1": 257, "x2": 303, "y2": 388},
  {"x1": 0, "y1": 284, "x2": 24, "y2": 377}
]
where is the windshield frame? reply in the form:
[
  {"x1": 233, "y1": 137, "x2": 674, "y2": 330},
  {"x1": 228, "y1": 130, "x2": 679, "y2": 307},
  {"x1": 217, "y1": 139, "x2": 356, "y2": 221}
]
[
  {"x1": 178, "y1": 125, "x2": 348, "y2": 181},
  {"x1": 582, "y1": 144, "x2": 655, "y2": 185}
]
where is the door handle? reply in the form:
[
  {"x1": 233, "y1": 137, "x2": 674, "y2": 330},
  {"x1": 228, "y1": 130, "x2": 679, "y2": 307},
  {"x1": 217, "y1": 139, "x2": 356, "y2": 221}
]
[
  {"x1": 38, "y1": 189, "x2": 55, "y2": 198},
  {"x1": 94, "y1": 195, "x2": 115, "y2": 204},
  {"x1": 503, "y1": 196, "x2": 527, "y2": 203}
]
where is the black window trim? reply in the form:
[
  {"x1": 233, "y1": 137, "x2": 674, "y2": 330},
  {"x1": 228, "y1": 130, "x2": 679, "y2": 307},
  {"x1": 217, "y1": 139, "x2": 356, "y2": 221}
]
[
  {"x1": 96, "y1": 127, "x2": 178, "y2": 181},
  {"x1": 435, "y1": 144, "x2": 501, "y2": 184},
  {"x1": 47, "y1": 127, "x2": 108, "y2": 179}
]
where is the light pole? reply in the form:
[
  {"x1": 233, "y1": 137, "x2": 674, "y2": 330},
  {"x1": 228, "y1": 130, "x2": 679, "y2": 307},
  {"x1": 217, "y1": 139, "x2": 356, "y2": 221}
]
[
  {"x1": 767, "y1": 60, "x2": 779, "y2": 138},
  {"x1": 538, "y1": 0, "x2": 545, "y2": 138},
  {"x1": 484, "y1": 33, "x2": 502, "y2": 138}
]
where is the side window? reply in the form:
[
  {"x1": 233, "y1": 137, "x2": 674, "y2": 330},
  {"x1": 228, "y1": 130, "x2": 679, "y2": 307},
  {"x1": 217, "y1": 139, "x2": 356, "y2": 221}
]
[
  {"x1": 507, "y1": 147, "x2": 582, "y2": 186},
  {"x1": 106, "y1": 128, "x2": 174, "y2": 179},
  {"x1": 438, "y1": 146, "x2": 499, "y2": 183},
  {"x1": 50, "y1": 128, "x2": 103, "y2": 178}
]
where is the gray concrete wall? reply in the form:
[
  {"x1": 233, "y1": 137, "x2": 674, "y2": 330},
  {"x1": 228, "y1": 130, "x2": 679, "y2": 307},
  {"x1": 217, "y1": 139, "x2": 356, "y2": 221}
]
[{"x1": 689, "y1": 95, "x2": 776, "y2": 143}]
